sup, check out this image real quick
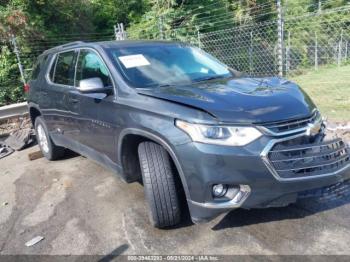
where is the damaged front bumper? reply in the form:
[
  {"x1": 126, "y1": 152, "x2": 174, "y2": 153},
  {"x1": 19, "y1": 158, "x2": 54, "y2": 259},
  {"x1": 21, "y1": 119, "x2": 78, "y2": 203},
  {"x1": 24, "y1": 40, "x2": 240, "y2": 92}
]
[{"x1": 174, "y1": 130, "x2": 350, "y2": 224}]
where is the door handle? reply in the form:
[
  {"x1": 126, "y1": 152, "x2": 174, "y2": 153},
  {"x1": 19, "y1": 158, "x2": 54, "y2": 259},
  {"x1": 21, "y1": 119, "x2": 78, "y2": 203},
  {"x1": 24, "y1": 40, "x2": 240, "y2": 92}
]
[{"x1": 69, "y1": 98, "x2": 79, "y2": 104}]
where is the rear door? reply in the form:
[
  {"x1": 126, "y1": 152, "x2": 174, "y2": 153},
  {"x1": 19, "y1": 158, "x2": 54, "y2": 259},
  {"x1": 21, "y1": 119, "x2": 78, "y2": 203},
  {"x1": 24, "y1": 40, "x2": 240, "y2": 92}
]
[{"x1": 41, "y1": 50, "x2": 78, "y2": 142}]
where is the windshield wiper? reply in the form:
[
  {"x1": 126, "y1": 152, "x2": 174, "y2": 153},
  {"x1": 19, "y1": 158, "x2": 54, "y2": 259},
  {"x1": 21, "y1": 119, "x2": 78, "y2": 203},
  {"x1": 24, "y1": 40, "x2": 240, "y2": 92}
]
[
  {"x1": 157, "y1": 84, "x2": 173, "y2": 88},
  {"x1": 192, "y1": 75, "x2": 228, "y2": 83}
]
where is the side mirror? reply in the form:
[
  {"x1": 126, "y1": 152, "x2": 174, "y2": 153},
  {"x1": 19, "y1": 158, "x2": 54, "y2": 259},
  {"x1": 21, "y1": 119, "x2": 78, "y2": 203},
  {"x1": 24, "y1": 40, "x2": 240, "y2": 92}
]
[{"x1": 78, "y1": 77, "x2": 110, "y2": 94}]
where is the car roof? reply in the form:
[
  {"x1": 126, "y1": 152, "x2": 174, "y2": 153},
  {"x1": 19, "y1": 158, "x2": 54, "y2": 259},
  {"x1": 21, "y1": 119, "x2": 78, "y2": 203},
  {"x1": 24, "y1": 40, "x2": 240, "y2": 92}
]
[{"x1": 42, "y1": 40, "x2": 186, "y2": 55}]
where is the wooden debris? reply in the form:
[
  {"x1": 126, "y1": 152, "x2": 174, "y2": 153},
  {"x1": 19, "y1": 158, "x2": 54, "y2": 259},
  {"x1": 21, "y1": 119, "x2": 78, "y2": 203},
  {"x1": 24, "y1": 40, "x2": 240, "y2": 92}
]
[
  {"x1": 63, "y1": 178, "x2": 73, "y2": 188},
  {"x1": 28, "y1": 150, "x2": 43, "y2": 161}
]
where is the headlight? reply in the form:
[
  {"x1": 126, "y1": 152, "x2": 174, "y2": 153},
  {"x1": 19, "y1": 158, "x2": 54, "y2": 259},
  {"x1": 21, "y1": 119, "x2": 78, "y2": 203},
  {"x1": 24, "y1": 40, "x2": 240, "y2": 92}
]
[{"x1": 175, "y1": 120, "x2": 262, "y2": 146}]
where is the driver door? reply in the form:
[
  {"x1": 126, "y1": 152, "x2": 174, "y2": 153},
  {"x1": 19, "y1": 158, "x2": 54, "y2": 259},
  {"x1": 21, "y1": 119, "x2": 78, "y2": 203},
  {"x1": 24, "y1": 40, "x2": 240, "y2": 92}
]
[{"x1": 68, "y1": 49, "x2": 116, "y2": 160}]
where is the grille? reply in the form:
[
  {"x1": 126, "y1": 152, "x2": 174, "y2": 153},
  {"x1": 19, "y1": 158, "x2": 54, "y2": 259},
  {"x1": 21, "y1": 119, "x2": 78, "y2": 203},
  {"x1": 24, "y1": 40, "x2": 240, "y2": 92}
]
[
  {"x1": 261, "y1": 110, "x2": 321, "y2": 134},
  {"x1": 267, "y1": 137, "x2": 350, "y2": 179}
]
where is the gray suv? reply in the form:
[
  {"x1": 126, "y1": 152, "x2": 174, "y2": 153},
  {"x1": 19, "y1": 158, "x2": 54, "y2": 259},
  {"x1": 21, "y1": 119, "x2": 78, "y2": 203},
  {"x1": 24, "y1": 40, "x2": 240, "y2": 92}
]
[{"x1": 27, "y1": 40, "x2": 350, "y2": 228}]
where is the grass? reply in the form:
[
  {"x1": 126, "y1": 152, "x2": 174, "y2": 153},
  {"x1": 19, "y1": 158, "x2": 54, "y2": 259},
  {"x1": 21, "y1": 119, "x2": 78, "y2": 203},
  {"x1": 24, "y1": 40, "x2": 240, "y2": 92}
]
[{"x1": 290, "y1": 65, "x2": 350, "y2": 122}]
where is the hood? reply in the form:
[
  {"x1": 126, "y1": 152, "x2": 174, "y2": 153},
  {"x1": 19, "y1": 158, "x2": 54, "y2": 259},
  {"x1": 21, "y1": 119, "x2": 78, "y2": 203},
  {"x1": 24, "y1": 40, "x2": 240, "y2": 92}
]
[{"x1": 137, "y1": 77, "x2": 316, "y2": 123}]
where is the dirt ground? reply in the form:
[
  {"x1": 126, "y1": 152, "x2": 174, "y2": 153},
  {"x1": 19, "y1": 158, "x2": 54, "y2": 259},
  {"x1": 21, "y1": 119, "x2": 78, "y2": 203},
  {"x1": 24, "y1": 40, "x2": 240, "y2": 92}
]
[{"x1": 1, "y1": 144, "x2": 350, "y2": 257}]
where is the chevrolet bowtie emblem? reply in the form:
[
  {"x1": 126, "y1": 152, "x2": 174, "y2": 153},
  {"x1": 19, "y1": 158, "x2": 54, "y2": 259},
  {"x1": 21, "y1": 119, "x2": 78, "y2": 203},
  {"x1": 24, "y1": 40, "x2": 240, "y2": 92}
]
[{"x1": 306, "y1": 121, "x2": 322, "y2": 136}]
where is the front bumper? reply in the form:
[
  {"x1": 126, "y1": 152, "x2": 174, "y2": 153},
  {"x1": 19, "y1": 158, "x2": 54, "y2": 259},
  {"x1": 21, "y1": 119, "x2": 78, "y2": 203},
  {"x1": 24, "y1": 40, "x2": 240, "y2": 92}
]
[{"x1": 174, "y1": 132, "x2": 350, "y2": 223}]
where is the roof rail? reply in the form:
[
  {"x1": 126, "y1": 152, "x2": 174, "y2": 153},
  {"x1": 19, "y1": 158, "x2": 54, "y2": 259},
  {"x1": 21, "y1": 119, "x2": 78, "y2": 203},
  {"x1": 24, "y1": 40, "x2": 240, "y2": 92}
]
[
  {"x1": 59, "y1": 41, "x2": 85, "y2": 48},
  {"x1": 42, "y1": 41, "x2": 85, "y2": 55}
]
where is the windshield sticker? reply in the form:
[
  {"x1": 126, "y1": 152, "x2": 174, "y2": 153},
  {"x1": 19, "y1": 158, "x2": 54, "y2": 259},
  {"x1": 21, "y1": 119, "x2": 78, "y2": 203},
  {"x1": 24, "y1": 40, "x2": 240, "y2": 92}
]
[{"x1": 118, "y1": 54, "x2": 150, "y2": 68}]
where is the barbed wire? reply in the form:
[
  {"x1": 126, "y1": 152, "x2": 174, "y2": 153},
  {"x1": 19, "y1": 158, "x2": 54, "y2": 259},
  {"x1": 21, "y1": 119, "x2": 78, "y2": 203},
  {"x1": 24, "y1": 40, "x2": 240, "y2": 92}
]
[
  {"x1": 285, "y1": 5, "x2": 350, "y2": 21},
  {"x1": 170, "y1": 2, "x2": 276, "y2": 29},
  {"x1": 183, "y1": 1, "x2": 275, "y2": 18},
  {"x1": 25, "y1": 32, "x2": 114, "y2": 41},
  {"x1": 162, "y1": 4, "x2": 350, "y2": 77}
]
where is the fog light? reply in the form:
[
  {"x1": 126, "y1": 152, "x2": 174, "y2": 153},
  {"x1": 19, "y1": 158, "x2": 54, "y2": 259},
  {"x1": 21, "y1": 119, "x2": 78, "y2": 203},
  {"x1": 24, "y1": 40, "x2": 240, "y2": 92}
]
[{"x1": 212, "y1": 184, "x2": 228, "y2": 197}]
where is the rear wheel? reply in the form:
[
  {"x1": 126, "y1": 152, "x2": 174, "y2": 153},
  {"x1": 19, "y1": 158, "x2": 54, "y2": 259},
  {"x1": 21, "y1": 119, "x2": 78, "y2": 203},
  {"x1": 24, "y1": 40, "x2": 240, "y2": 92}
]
[
  {"x1": 35, "y1": 116, "x2": 65, "y2": 160},
  {"x1": 138, "y1": 141, "x2": 181, "y2": 228}
]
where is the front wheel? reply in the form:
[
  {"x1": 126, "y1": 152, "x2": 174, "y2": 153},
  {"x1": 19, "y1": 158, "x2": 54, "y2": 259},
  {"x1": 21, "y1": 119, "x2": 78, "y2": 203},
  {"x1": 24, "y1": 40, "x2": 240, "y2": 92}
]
[
  {"x1": 138, "y1": 141, "x2": 181, "y2": 228},
  {"x1": 35, "y1": 116, "x2": 65, "y2": 160}
]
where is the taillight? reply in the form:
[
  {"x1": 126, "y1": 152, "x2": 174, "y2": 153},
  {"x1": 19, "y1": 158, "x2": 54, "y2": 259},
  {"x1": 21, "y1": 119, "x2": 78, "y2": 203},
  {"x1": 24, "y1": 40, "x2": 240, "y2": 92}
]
[{"x1": 24, "y1": 83, "x2": 30, "y2": 93}]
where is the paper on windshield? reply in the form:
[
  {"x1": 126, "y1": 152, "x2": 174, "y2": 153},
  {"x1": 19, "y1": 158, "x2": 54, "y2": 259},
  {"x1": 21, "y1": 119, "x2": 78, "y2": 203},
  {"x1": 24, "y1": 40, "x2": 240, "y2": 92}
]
[{"x1": 118, "y1": 54, "x2": 150, "y2": 68}]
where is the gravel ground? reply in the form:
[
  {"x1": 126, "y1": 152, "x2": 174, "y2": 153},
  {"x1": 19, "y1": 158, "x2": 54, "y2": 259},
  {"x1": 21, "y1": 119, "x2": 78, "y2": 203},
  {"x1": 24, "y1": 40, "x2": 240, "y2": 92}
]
[{"x1": 1, "y1": 145, "x2": 350, "y2": 256}]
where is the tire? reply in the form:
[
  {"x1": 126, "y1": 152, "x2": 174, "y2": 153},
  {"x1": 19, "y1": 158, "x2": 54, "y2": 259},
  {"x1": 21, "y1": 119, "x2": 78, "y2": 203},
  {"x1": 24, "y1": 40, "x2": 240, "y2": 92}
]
[
  {"x1": 138, "y1": 141, "x2": 181, "y2": 228},
  {"x1": 35, "y1": 116, "x2": 65, "y2": 160}
]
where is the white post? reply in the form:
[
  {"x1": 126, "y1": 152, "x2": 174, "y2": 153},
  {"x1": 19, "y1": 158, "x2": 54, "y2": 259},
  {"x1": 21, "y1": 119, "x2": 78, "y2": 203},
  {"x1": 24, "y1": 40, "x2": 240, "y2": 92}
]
[
  {"x1": 286, "y1": 31, "x2": 291, "y2": 73},
  {"x1": 249, "y1": 31, "x2": 253, "y2": 74},
  {"x1": 277, "y1": 0, "x2": 284, "y2": 77},
  {"x1": 10, "y1": 35, "x2": 26, "y2": 84},
  {"x1": 120, "y1": 23, "x2": 127, "y2": 40},
  {"x1": 114, "y1": 25, "x2": 119, "y2": 40},
  {"x1": 197, "y1": 27, "x2": 201, "y2": 48},
  {"x1": 338, "y1": 29, "x2": 343, "y2": 67},
  {"x1": 114, "y1": 23, "x2": 127, "y2": 40},
  {"x1": 318, "y1": 0, "x2": 322, "y2": 13},
  {"x1": 158, "y1": 16, "x2": 164, "y2": 40},
  {"x1": 315, "y1": 32, "x2": 318, "y2": 70}
]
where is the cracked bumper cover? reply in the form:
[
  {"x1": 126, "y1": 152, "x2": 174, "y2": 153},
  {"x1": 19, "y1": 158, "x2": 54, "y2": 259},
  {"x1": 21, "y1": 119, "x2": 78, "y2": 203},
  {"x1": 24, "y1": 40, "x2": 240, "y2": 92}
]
[{"x1": 173, "y1": 135, "x2": 350, "y2": 223}]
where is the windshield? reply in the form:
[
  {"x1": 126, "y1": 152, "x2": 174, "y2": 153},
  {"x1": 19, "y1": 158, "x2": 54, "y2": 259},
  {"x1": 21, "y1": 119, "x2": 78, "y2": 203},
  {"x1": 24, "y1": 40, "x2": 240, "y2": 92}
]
[{"x1": 108, "y1": 44, "x2": 232, "y2": 88}]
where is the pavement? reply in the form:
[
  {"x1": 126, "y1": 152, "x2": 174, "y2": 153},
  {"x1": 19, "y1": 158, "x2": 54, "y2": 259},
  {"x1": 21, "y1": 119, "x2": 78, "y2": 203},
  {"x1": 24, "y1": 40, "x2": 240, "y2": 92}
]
[{"x1": 1, "y1": 145, "x2": 350, "y2": 256}]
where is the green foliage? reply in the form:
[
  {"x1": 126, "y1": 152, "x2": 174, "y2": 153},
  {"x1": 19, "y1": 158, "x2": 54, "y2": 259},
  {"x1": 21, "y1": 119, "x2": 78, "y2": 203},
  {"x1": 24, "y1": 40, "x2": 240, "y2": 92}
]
[
  {"x1": 127, "y1": 0, "x2": 278, "y2": 40},
  {"x1": 91, "y1": 0, "x2": 148, "y2": 29},
  {"x1": 291, "y1": 64, "x2": 350, "y2": 121},
  {"x1": 0, "y1": 46, "x2": 24, "y2": 106},
  {"x1": 0, "y1": 0, "x2": 349, "y2": 106},
  {"x1": 0, "y1": 0, "x2": 148, "y2": 106},
  {"x1": 0, "y1": 3, "x2": 29, "y2": 41}
]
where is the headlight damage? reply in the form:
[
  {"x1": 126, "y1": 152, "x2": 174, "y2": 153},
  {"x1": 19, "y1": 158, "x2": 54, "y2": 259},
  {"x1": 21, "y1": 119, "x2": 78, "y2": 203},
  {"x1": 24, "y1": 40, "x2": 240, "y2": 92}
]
[{"x1": 175, "y1": 120, "x2": 262, "y2": 146}]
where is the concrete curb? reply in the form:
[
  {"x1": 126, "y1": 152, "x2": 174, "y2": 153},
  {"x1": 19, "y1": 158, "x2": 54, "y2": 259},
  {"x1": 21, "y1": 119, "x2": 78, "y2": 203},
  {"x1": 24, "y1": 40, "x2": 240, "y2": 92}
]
[{"x1": 0, "y1": 102, "x2": 28, "y2": 121}]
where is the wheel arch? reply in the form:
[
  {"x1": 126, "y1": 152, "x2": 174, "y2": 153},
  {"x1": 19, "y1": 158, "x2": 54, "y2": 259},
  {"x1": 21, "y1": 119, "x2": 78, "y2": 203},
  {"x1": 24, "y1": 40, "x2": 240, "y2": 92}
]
[
  {"x1": 28, "y1": 104, "x2": 42, "y2": 126},
  {"x1": 118, "y1": 128, "x2": 191, "y2": 199}
]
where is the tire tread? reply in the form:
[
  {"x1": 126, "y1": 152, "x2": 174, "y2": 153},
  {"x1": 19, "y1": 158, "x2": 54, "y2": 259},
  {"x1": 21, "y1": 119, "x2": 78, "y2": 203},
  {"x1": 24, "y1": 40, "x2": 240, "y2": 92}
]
[{"x1": 138, "y1": 142, "x2": 181, "y2": 228}]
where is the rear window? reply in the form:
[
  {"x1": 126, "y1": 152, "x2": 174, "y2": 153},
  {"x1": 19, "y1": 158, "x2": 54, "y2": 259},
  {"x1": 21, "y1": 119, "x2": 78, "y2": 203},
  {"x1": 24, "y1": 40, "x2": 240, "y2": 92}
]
[
  {"x1": 50, "y1": 51, "x2": 77, "y2": 86},
  {"x1": 31, "y1": 55, "x2": 47, "y2": 80}
]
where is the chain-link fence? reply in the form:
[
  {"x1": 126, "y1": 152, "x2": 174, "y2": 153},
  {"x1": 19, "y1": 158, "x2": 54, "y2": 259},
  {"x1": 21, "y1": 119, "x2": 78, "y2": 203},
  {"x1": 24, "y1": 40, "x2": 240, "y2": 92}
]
[
  {"x1": 162, "y1": 6, "x2": 350, "y2": 77},
  {"x1": 1, "y1": 3, "x2": 350, "y2": 112},
  {"x1": 285, "y1": 9, "x2": 350, "y2": 76},
  {"x1": 5, "y1": 5, "x2": 350, "y2": 80},
  {"x1": 199, "y1": 21, "x2": 279, "y2": 76},
  {"x1": 124, "y1": 4, "x2": 350, "y2": 78}
]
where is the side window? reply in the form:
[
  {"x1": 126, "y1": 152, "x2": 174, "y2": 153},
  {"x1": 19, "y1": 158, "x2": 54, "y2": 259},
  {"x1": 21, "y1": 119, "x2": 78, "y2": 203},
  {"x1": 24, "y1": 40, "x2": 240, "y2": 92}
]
[
  {"x1": 51, "y1": 51, "x2": 77, "y2": 86},
  {"x1": 76, "y1": 50, "x2": 112, "y2": 88}
]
